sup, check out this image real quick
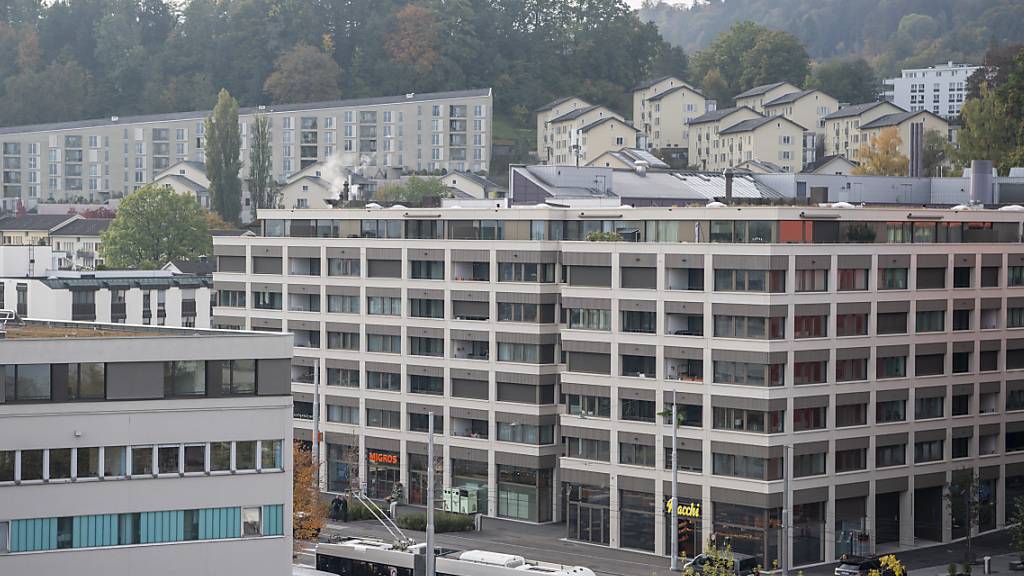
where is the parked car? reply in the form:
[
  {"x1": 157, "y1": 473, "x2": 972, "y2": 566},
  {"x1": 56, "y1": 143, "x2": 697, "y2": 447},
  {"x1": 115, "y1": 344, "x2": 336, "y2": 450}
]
[
  {"x1": 685, "y1": 552, "x2": 760, "y2": 576},
  {"x1": 835, "y1": 556, "x2": 891, "y2": 576}
]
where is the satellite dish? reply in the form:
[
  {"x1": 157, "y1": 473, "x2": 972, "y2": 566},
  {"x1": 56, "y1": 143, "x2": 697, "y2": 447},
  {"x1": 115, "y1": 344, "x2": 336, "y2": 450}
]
[
  {"x1": 706, "y1": 201, "x2": 727, "y2": 208},
  {"x1": 998, "y1": 204, "x2": 1024, "y2": 211},
  {"x1": 366, "y1": 202, "x2": 382, "y2": 209}
]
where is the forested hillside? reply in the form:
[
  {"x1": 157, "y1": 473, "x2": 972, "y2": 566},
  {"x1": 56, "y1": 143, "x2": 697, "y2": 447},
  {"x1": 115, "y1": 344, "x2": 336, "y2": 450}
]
[
  {"x1": 0, "y1": 0, "x2": 685, "y2": 128},
  {"x1": 641, "y1": 0, "x2": 1024, "y2": 74}
]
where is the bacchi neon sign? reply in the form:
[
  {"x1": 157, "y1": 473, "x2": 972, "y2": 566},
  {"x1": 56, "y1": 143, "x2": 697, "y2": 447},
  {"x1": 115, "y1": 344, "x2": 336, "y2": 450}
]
[{"x1": 665, "y1": 499, "x2": 702, "y2": 518}]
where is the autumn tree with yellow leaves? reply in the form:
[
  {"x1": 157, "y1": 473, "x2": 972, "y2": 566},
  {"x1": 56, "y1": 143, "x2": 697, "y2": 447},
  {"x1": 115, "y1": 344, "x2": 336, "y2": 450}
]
[{"x1": 853, "y1": 127, "x2": 909, "y2": 176}]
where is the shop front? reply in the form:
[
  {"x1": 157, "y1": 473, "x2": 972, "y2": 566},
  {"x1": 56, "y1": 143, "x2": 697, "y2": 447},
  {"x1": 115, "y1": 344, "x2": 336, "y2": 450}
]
[
  {"x1": 791, "y1": 487, "x2": 826, "y2": 567},
  {"x1": 1006, "y1": 463, "x2": 1024, "y2": 521},
  {"x1": 562, "y1": 469, "x2": 610, "y2": 546},
  {"x1": 979, "y1": 466, "x2": 1000, "y2": 532},
  {"x1": 450, "y1": 447, "x2": 490, "y2": 515},
  {"x1": 325, "y1": 432, "x2": 360, "y2": 493},
  {"x1": 365, "y1": 437, "x2": 401, "y2": 500},
  {"x1": 662, "y1": 480, "x2": 703, "y2": 560},
  {"x1": 619, "y1": 478, "x2": 657, "y2": 552},
  {"x1": 835, "y1": 483, "x2": 869, "y2": 558},
  {"x1": 495, "y1": 453, "x2": 555, "y2": 523},
  {"x1": 711, "y1": 488, "x2": 780, "y2": 567},
  {"x1": 875, "y1": 477, "x2": 907, "y2": 547},
  {"x1": 914, "y1": 473, "x2": 946, "y2": 543},
  {"x1": 407, "y1": 441, "x2": 443, "y2": 507}
]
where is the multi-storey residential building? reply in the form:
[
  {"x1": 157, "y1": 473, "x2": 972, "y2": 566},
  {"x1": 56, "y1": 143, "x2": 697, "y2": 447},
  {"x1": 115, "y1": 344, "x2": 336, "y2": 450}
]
[
  {"x1": 883, "y1": 62, "x2": 982, "y2": 119},
  {"x1": 632, "y1": 77, "x2": 707, "y2": 153},
  {"x1": 0, "y1": 319, "x2": 293, "y2": 575},
  {"x1": 763, "y1": 89, "x2": 839, "y2": 136},
  {"x1": 859, "y1": 110, "x2": 951, "y2": 177},
  {"x1": 0, "y1": 214, "x2": 79, "y2": 247},
  {"x1": 214, "y1": 204, "x2": 1024, "y2": 567},
  {"x1": 535, "y1": 97, "x2": 592, "y2": 164},
  {"x1": 822, "y1": 102, "x2": 905, "y2": 159},
  {"x1": 734, "y1": 82, "x2": 801, "y2": 114},
  {"x1": 716, "y1": 117, "x2": 807, "y2": 173},
  {"x1": 0, "y1": 89, "x2": 492, "y2": 213},
  {"x1": 687, "y1": 107, "x2": 763, "y2": 171},
  {"x1": 575, "y1": 118, "x2": 639, "y2": 167},
  {"x1": 48, "y1": 218, "x2": 110, "y2": 270},
  {"x1": 1, "y1": 270, "x2": 213, "y2": 327},
  {"x1": 546, "y1": 106, "x2": 627, "y2": 166}
]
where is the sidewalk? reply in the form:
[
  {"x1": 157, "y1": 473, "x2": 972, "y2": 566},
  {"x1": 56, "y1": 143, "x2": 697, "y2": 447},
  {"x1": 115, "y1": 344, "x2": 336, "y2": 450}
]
[{"x1": 910, "y1": 553, "x2": 1019, "y2": 576}]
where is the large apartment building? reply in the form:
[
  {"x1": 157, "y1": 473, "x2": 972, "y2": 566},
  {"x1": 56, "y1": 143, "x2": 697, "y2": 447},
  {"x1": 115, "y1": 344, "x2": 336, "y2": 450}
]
[
  {"x1": 0, "y1": 320, "x2": 293, "y2": 575},
  {"x1": 535, "y1": 97, "x2": 593, "y2": 164},
  {"x1": 545, "y1": 105, "x2": 628, "y2": 166},
  {"x1": 214, "y1": 204, "x2": 1024, "y2": 567},
  {"x1": 822, "y1": 102, "x2": 906, "y2": 159},
  {"x1": 0, "y1": 89, "x2": 493, "y2": 213},
  {"x1": 632, "y1": 76, "x2": 708, "y2": 153},
  {"x1": 883, "y1": 62, "x2": 982, "y2": 119},
  {"x1": 823, "y1": 103, "x2": 949, "y2": 173}
]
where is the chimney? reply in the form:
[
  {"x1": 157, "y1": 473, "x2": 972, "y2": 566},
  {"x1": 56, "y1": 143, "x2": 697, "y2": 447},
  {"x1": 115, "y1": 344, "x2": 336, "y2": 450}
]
[
  {"x1": 723, "y1": 167, "x2": 734, "y2": 201},
  {"x1": 970, "y1": 160, "x2": 994, "y2": 204}
]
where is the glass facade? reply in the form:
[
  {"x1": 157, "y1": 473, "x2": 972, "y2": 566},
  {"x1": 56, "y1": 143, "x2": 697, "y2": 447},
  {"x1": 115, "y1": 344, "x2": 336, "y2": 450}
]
[
  {"x1": 365, "y1": 449, "x2": 400, "y2": 500},
  {"x1": 663, "y1": 496, "x2": 703, "y2": 560},
  {"x1": 407, "y1": 452, "x2": 443, "y2": 506},
  {"x1": 496, "y1": 464, "x2": 552, "y2": 522},
  {"x1": 451, "y1": 459, "x2": 488, "y2": 514},
  {"x1": 565, "y1": 483, "x2": 610, "y2": 546},
  {"x1": 327, "y1": 442, "x2": 359, "y2": 493},
  {"x1": 712, "y1": 502, "x2": 780, "y2": 566},
  {"x1": 619, "y1": 490, "x2": 656, "y2": 552}
]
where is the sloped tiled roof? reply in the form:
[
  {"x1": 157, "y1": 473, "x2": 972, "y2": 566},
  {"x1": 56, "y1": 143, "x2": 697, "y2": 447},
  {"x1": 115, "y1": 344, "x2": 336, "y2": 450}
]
[
  {"x1": 633, "y1": 75, "x2": 676, "y2": 91},
  {"x1": 734, "y1": 82, "x2": 790, "y2": 100},
  {"x1": 579, "y1": 117, "x2": 638, "y2": 134},
  {"x1": 859, "y1": 111, "x2": 929, "y2": 130},
  {"x1": 686, "y1": 107, "x2": 758, "y2": 126},
  {"x1": 0, "y1": 214, "x2": 77, "y2": 231},
  {"x1": 763, "y1": 89, "x2": 816, "y2": 107},
  {"x1": 646, "y1": 84, "x2": 703, "y2": 101},
  {"x1": 51, "y1": 218, "x2": 112, "y2": 236},
  {"x1": 718, "y1": 115, "x2": 806, "y2": 135},
  {"x1": 166, "y1": 258, "x2": 216, "y2": 275},
  {"x1": 548, "y1": 105, "x2": 602, "y2": 124},
  {"x1": 822, "y1": 101, "x2": 899, "y2": 120},
  {"x1": 535, "y1": 96, "x2": 586, "y2": 112}
]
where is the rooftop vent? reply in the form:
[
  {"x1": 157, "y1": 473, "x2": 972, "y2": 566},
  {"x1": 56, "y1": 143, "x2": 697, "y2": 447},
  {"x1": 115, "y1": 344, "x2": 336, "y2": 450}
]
[{"x1": 110, "y1": 116, "x2": 119, "y2": 122}]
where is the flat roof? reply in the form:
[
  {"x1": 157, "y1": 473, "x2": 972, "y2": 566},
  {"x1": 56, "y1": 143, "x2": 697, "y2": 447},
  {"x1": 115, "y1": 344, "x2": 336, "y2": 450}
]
[{"x1": 2, "y1": 319, "x2": 257, "y2": 340}]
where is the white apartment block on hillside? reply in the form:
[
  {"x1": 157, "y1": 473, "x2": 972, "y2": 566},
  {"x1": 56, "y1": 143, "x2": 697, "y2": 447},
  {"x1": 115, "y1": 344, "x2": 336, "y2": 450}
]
[
  {"x1": 0, "y1": 89, "x2": 493, "y2": 214},
  {"x1": 883, "y1": 62, "x2": 981, "y2": 119},
  {"x1": 545, "y1": 105, "x2": 627, "y2": 166}
]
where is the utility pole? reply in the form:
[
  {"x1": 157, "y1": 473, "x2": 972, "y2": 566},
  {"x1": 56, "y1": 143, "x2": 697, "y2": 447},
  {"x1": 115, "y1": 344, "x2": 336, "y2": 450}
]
[
  {"x1": 426, "y1": 411, "x2": 436, "y2": 576},
  {"x1": 670, "y1": 389, "x2": 680, "y2": 571},
  {"x1": 312, "y1": 363, "x2": 320, "y2": 487},
  {"x1": 781, "y1": 444, "x2": 791, "y2": 576}
]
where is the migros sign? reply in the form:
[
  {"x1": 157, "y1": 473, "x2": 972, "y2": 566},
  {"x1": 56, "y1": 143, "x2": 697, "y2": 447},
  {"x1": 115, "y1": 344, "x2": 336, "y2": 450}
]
[
  {"x1": 367, "y1": 451, "x2": 398, "y2": 465},
  {"x1": 665, "y1": 499, "x2": 702, "y2": 518}
]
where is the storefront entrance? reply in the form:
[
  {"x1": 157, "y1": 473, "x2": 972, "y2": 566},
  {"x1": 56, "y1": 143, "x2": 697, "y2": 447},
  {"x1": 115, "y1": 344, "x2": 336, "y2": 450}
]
[
  {"x1": 663, "y1": 498, "x2": 703, "y2": 560},
  {"x1": 566, "y1": 483, "x2": 610, "y2": 545},
  {"x1": 366, "y1": 449, "x2": 400, "y2": 500},
  {"x1": 875, "y1": 492, "x2": 901, "y2": 545}
]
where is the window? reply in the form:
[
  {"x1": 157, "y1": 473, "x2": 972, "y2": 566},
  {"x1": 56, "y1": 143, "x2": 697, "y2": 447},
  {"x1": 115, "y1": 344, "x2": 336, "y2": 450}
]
[
  {"x1": 876, "y1": 444, "x2": 906, "y2": 467},
  {"x1": 222, "y1": 359, "x2": 256, "y2": 395},
  {"x1": 879, "y1": 268, "x2": 908, "y2": 290},
  {"x1": 242, "y1": 507, "x2": 262, "y2": 537},
  {"x1": 4, "y1": 364, "x2": 51, "y2": 401},
  {"x1": 713, "y1": 361, "x2": 784, "y2": 387},
  {"x1": 953, "y1": 436, "x2": 970, "y2": 459},
  {"x1": 328, "y1": 294, "x2": 359, "y2": 314},
  {"x1": 915, "y1": 396, "x2": 944, "y2": 419},
  {"x1": 328, "y1": 331, "x2": 360, "y2": 351},
  {"x1": 328, "y1": 404, "x2": 359, "y2": 424},
  {"x1": 952, "y1": 393, "x2": 971, "y2": 416},
  {"x1": 835, "y1": 358, "x2": 867, "y2": 382},
  {"x1": 158, "y1": 446, "x2": 180, "y2": 475},
  {"x1": 876, "y1": 400, "x2": 906, "y2": 423},
  {"x1": 619, "y1": 442, "x2": 656, "y2": 467},
  {"x1": 565, "y1": 394, "x2": 611, "y2": 417},
  {"x1": 835, "y1": 449, "x2": 866, "y2": 472},
  {"x1": 793, "y1": 407, "x2": 826, "y2": 431},
  {"x1": 366, "y1": 408, "x2": 401, "y2": 429},
  {"x1": 713, "y1": 407, "x2": 785, "y2": 433},
  {"x1": 367, "y1": 296, "x2": 401, "y2": 316},
  {"x1": 794, "y1": 315, "x2": 827, "y2": 338},
  {"x1": 621, "y1": 399, "x2": 656, "y2": 423},
  {"x1": 567, "y1": 308, "x2": 610, "y2": 331},
  {"x1": 916, "y1": 310, "x2": 945, "y2": 332},
  {"x1": 498, "y1": 422, "x2": 554, "y2": 445},
  {"x1": 498, "y1": 302, "x2": 539, "y2": 323},
  {"x1": 876, "y1": 356, "x2": 907, "y2": 379},
  {"x1": 131, "y1": 446, "x2": 153, "y2": 476},
  {"x1": 836, "y1": 403, "x2": 866, "y2": 427},
  {"x1": 211, "y1": 442, "x2": 231, "y2": 472},
  {"x1": 497, "y1": 342, "x2": 540, "y2": 363},
  {"x1": 328, "y1": 258, "x2": 360, "y2": 276},
  {"x1": 409, "y1": 374, "x2": 443, "y2": 395},
  {"x1": 49, "y1": 448, "x2": 72, "y2": 480},
  {"x1": 184, "y1": 445, "x2": 205, "y2": 473},
  {"x1": 915, "y1": 439, "x2": 944, "y2": 463},
  {"x1": 409, "y1": 337, "x2": 443, "y2": 357},
  {"x1": 261, "y1": 440, "x2": 282, "y2": 469},
  {"x1": 327, "y1": 368, "x2": 359, "y2": 387},
  {"x1": 236, "y1": 441, "x2": 256, "y2": 470},
  {"x1": 164, "y1": 361, "x2": 206, "y2": 396},
  {"x1": 836, "y1": 313, "x2": 868, "y2": 336},
  {"x1": 498, "y1": 262, "x2": 554, "y2": 282},
  {"x1": 564, "y1": 437, "x2": 610, "y2": 461},
  {"x1": 77, "y1": 447, "x2": 100, "y2": 478},
  {"x1": 795, "y1": 269, "x2": 828, "y2": 292},
  {"x1": 366, "y1": 371, "x2": 401, "y2": 391}
]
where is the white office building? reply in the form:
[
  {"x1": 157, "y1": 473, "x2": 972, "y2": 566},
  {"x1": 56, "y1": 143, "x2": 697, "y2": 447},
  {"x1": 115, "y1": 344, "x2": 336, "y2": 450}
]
[{"x1": 0, "y1": 320, "x2": 293, "y2": 575}]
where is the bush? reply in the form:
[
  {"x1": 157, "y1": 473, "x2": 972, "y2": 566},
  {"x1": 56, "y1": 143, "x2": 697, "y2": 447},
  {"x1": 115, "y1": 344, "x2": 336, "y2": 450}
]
[
  {"x1": 586, "y1": 231, "x2": 623, "y2": 242},
  {"x1": 346, "y1": 500, "x2": 379, "y2": 522},
  {"x1": 396, "y1": 511, "x2": 475, "y2": 533}
]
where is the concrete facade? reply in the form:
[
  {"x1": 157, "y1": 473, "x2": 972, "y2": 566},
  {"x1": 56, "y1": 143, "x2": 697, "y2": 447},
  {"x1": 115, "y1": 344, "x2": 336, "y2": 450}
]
[
  {"x1": 215, "y1": 204, "x2": 1024, "y2": 567},
  {"x1": 822, "y1": 102, "x2": 905, "y2": 159},
  {"x1": 883, "y1": 62, "x2": 982, "y2": 119},
  {"x1": 546, "y1": 106, "x2": 626, "y2": 166},
  {"x1": 535, "y1": 97, "x2": 592, "y2": 165},
  {"x1": 633, "y1": 77, "x2": 707, "y2": 151},
  {"x1": 0, "y1": 89, "x2": 492, "y2": 213},
  {"x1": 735, "y1": 82, "x2": 801, "y2": 114},
  {"x1": 0, "y1": 321, "x2": 293, "y2": 575},
  {"x1": 763, "y1": 90, "x2": 839, "y2": 136}
]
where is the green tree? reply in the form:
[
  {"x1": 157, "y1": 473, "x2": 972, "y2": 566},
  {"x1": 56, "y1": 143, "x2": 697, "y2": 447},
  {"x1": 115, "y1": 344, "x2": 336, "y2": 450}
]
[
  {"x1": 204, "y1": 88, "x2": 242, "y2": 224},
  {"x1": 922, "y1": 129, "x2": 953, "y2": 177},
  {"x1": 809, "y1": 58, "x2": 877, "y2": 103},
  {"x1": 373, "y1": 176, "x2": 450, "y2": 206},
  {"x1": 99, "y1": 184, "x2": 211, "y2": 269},
  {"x1": 1, "y1": 59, "x2": 92, "y2": 126},
  {"x1": 248, "y1": 112, "x2": 276, "y2": 219},
  {"x1": 946, "y1": 471, "x2": 991, "y2": 564},
  {"x1": 691, "y1": 21, "x2": 808, "y2": 105},
  {"x1": 263, "y1": 43, "x2": 342, "y2": 104},
  {"x1": 957, "y1": 87, "x2": 1016, "y2": 170}
]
